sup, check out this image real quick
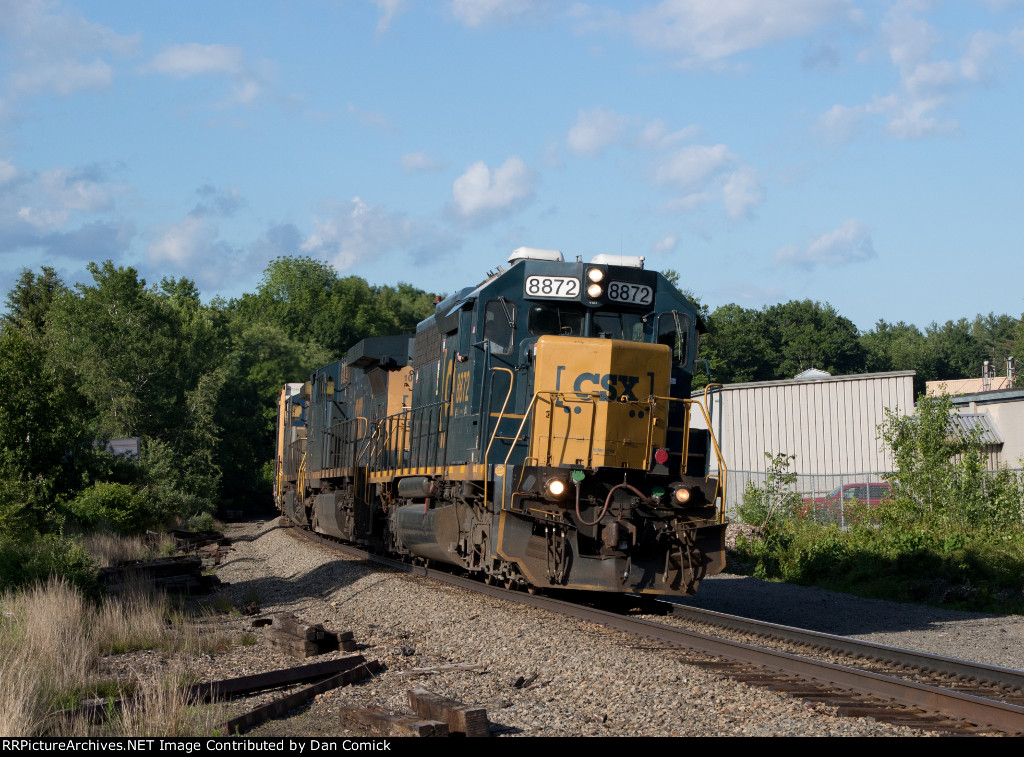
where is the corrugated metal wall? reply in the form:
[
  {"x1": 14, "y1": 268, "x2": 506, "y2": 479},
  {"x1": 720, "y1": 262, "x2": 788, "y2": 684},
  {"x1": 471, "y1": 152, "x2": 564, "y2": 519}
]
[{"x1": 693, "y1": 371, "x2": 916, "y2": 476}]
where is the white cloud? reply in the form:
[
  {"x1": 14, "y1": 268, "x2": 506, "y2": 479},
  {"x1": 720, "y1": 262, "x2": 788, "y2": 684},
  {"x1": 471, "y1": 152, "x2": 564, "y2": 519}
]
[
  {"x1": 373, "y1": 0, "x2": 408, "y2": 34},
  {"x1": 144, "y1": 186, "x2": 248, "y2": 283},
  {"x1": 40, "y1": 168, "x2": 113, "y2": 213},
  {"x1": 819, "y1": 4, "x2": 1014, "y2": 142},
  {"x1": 722, "y1": 166, "x2": 764, "y2": 220},
  {"x1": 2, "y1": 164, "x2": 114, "y2": 232},
  {"x1": 0, "y1": 157, "x2": 132, "y2": 267},
  {"x1": 626, "y1": 0, "x2": 853, "y2": 63},
  {"x1": 0, "y1": 159, "x2": 18, "y2": 187},
  {"x1": 451, "y1": 0, "x2": 546, "y2": 28},
  {"x1": 638, "y1": 119, "x2": 700, "y2": 149},
  {"x1": 451, "y1": 156, "x2": 536, "y2": 220},
  {"x1": 10, "y1": 59, "x2": 114, "y2": 95},
  {"x1": 347, "y1": 102, "x2": 394, "y2": 132},
  {"x1": 147, "y1": 43, "x2": 245, "y2": 78},
  {"x1": 400, "y1": 152, "x2": 444, "y2": 173},
  {"x1": 301, "y1": 196, "x2": 455, "y2": 271},
  {"x1": 147, "y1": 215, "x2": 216, "y2": 266},
  {"x1": 146, "y1": 42, "x2": 272, "y2": 107},
  {"x1": 0, "y1": 0, "x2": 137, "y2": 96},
  {"x1": 654, "y1": 144, "x2": 734, "y2": 192},
  {"x1": 658, "y1": 192, "x2": 711, "y2": 213},
  {"x1": 774, "y1": 219, "x2": 876, "y2": 268},
  {"x1": 652, "y1": 234, "x2": 678, "y2": 254},
  {"x1": 567, "y1": 107, "x2": 630, "y2": 156}
]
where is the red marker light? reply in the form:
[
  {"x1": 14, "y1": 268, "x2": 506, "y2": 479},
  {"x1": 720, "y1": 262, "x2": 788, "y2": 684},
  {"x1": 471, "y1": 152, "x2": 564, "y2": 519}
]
[{"x1": 654, "y1": 448, "x2": 669, "y2": 465}]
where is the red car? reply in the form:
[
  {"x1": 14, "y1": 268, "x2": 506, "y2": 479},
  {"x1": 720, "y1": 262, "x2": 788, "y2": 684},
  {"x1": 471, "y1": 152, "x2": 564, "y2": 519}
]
[{"x1": 802, "y1": 482, "x2": 891, "y2": 523}]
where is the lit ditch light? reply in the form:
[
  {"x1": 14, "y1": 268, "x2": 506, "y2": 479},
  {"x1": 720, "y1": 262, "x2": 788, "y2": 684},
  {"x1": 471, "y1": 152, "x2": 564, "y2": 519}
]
[
  {"x1": 672, "y1": 486, "x2": 692, "y2": 505},
  {"x1": 544, "y1": 477, "x2": 570, "y2": 500}
]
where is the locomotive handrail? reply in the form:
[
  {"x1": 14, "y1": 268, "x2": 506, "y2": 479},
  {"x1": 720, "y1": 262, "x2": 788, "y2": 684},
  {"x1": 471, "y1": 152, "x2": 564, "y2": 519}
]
[
  {"x1": 496, "y1": 390, "x2": 727, "y2": 519},
  {"x1": 364, "y1": 400, "x2": 453, "y2": 476},
  {"x1": 326, "y1": 416, "x2": 367, "y2": 472},
  {"x1": 297, "y1": 449, "x2": 307, "y2": 508},
  {"x1": 687, "y1": 392, "x2": 728, "y2": 523},
  {"x1": 482, "y1": 367, "x2": 516, "y2": 513}
]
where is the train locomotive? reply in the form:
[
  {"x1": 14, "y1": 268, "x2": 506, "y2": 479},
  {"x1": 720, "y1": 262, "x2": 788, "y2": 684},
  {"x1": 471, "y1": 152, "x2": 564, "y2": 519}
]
[{"x1": 274, "y1": 247, "x2": 727, "y2": 596}]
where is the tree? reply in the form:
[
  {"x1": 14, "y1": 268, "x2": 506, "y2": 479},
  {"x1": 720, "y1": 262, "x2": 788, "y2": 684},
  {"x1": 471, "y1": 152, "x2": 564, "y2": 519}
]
[
  {"x1": 1, "y1": 267, "x2": 67, "y2": 339},
  {"x1": 236, "y1": 255, "x2": 437, "y2": 357},
  {"x1": 700, "y1": 303, "x2": 772, "y2": 384},
  {"x1": 861, "y1": 319, "x2": 935, "y2": 395},
  {"x1": 926, "y1": 319, "x2": 986, "y2": 380},
  {"x1": 213, "y1": 316, "x2": 332, "y2": 508},
  {"x1": 46, "y1": 262, "x2": 229, "y2": 517},
  {"x1": 878, "y1": 393, "x2": 1023, "y2": 528},
  {"x1": 0, "y1": 327, "x2": 89, "y2": 534},
  {"x1": 763, "y1": 300, "x2": 864, "y2": 379}
]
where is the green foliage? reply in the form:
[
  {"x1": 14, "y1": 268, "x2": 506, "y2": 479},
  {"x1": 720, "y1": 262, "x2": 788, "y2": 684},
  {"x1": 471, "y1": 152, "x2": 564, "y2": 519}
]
[
  {"x1": 0, "y1": 534, "x2": 99, "y2": 597},
  {"x1": 731, "y1": 395, "x2": 1024, "y2": 613},
  {"x1": 1, "y1": 266, "x2": 68, "y2": 338},
  {"x1": 878, "y1": 393, "x2": 1024, "y2": 529},
  {"x1": 234, "y1": 255, "x2": 436, "y2": 357},
  {"x1": 737, "y1": 452, "x2": 801, "y2": 528},
  {"x1": 732, "y1": 516, "x2": 1024, "y2": 612},
  {"x1": 66, "y1": 482, "x2": 152, "y2": 535},
  {"x1": 699, "y1": 300, "x2": 863, "y2": 385},
  {"x1": 860, "y1": 319, "x2": 935, "y2": 395}
]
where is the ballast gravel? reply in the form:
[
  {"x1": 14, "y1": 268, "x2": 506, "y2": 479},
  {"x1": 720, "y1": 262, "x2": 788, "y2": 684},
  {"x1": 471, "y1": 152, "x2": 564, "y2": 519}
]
[{"x1": 197, "y1": 518, "x2": 1023, "y2": 737}]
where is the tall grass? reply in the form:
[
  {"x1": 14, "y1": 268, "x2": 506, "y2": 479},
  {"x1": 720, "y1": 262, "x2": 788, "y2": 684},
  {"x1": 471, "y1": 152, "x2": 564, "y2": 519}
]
[
  {"x1": 80, "y1": 531, "x2": 175, "y2": 568},
  {"x1": 0, "y1": 576, "x2": 229, "y2": 737}
]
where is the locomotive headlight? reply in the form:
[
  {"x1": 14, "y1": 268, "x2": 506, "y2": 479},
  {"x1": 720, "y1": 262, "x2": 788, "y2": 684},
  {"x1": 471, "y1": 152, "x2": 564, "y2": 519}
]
[
  {"x1": 587, "y1": 268, "x2": 604, "y2": 283},
  {"x1": 586, "y1": 283, "x2": 603, "y2": 298},
  {"x1": 545, "y1": 478, "x2": 569, "y2": 499},
  {"x1": 672, "y1": 487, "x2": 692, "y2": 505}
]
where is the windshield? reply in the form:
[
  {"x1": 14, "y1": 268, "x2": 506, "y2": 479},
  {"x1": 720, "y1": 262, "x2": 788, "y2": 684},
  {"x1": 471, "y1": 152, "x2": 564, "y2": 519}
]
[
  {"x1": 528, "y1": 304, "x2": 584, "y2": 336},
  {"x1": 593, "y1": 311, "x2": 648, "y2": 341}
]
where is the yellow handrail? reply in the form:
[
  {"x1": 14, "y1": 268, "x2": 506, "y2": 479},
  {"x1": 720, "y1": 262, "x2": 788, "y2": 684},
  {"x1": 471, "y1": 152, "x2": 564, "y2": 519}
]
[
  {"x1": 482, "y1": 367, "x2": 515, "y2": 513},
  {"x1": 494, "y1": 390, "x2": 727, "y2": 519}
]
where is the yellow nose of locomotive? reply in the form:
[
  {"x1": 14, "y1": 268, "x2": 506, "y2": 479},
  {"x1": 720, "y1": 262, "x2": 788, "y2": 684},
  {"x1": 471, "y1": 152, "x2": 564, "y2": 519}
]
[{"x1": 529, "y1": 336, "x2": 673, "y2": 470}]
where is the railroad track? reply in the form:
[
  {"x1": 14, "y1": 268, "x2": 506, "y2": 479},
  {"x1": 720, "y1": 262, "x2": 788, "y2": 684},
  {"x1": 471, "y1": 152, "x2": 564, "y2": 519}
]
[{"x1": 287, "y1": 523, "x2": 1024, "y2": 735}]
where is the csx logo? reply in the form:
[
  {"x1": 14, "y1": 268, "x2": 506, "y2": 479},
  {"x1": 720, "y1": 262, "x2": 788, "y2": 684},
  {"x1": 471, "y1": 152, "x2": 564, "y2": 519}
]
[{"x1": 553, "y1": 366, "x2": 642, "y2": 401}]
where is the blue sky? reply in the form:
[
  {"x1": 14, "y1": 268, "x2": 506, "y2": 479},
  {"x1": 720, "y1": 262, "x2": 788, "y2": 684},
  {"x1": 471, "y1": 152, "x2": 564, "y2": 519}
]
[{"x1": 1, "y1": 0, "x2": 1022, "y2": 332}]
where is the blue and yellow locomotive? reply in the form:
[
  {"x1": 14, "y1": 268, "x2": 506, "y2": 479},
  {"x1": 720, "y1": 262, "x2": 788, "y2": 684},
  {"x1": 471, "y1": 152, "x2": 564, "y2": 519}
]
[{"x1": 274, "y1": 247, "x2": 727, "y2": 596}]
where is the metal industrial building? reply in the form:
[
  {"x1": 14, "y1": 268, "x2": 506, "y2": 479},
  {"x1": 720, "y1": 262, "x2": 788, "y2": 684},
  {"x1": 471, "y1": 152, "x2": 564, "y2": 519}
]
[{"x1": 691, "y1": 370, "x2": 916, "y2": 513}]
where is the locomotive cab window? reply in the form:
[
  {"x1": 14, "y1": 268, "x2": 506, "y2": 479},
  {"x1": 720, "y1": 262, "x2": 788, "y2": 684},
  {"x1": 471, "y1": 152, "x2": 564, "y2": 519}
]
[
  {"x1": 593, "y1": 310, "x2": 648, "y2": 342},
  {"x1": 483, "y1": 299, "x2": 516, "y2": 355},
  {"x1": 657, "y1": 311, "x2": 691, "y2": 367},
  {"x1": 528, "y1": 303, "x2": 584, "y2": 337}
]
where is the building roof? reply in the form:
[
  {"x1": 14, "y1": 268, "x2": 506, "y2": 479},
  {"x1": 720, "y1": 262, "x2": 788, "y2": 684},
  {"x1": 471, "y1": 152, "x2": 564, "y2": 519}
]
[
  {"x1": 717, "y1": 370, "x2": 916, "y2": 392},
  {"x1": 948, "y1": 388, "x2": 1024, "y2": 406},
  {"x1": 950, "y1": 412, "x2": 1004, "y2": 445}
]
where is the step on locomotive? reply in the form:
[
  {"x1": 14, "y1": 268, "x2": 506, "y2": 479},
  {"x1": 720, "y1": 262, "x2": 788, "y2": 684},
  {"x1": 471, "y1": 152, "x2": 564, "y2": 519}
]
[{"x1": 274, "y1": 247, "x2": 728, "y2": 596}]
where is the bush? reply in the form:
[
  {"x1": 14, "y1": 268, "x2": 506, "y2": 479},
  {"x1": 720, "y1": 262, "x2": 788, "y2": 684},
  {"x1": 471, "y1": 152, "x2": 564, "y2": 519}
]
[
  {"x1": 879, "y1": 393, "x2": 1024, "y2": 529},
  {"x1": 66, "y1": 482, "x2": 152, "y2": 535},
  {"x1": 736, "y1": 452, "x2": 801, "y2": 528},
  {"x1": 0, "y1": 535, "x2": 99, "y2": 598}
]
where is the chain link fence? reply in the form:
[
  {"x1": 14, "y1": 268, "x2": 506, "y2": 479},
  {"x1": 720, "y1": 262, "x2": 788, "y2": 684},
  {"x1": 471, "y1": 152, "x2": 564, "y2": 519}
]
[{"x1": 724, "y1": 470, "x2": 893, "y2": 528}]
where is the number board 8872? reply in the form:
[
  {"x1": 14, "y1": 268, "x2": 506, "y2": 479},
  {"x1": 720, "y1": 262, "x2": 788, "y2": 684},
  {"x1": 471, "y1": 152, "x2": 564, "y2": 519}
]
[{"x1": 524, "y1": 275, "x2": 579, "y2": 299}]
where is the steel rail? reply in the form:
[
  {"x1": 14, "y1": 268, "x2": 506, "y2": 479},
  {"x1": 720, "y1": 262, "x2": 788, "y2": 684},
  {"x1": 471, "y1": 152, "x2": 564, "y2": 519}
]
[
  {"x1": 294, "y1": 527, "x2": 1024, "y2": 734},
  {"x1": 664, "y1": 601, "x2": 1024, "y2": 692}
]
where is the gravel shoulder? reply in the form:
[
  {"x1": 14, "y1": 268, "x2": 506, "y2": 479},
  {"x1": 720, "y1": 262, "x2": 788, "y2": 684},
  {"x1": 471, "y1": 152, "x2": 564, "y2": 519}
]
[
  {"x1": 674, "y1": 574, "x2": 1024, "y2": 672},
  {"x1": 182, "y1": 517, "x2": 1024, "y2": 736}
]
